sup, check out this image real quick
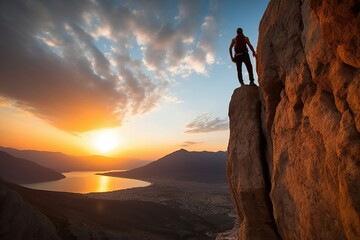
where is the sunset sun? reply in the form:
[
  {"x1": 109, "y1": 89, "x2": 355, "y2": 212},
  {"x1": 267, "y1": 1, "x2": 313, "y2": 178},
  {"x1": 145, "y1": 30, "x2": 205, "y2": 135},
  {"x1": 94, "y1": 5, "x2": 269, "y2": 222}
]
[{"x1": 90, "y1": 129, "x2": 121, "y2": 154}]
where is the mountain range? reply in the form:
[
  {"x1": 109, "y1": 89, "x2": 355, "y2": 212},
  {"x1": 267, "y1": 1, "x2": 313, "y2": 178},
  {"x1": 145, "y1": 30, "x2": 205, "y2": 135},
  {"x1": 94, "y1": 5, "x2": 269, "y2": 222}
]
[
  {"x1": 0, "y1": 147, "x2": 227, "y2": 184},
  {"x1": 103, "y1": 149, "x2": 227, "y2": 183},
  {"x1": 0, "y1": 146, "x2": 150, "y2": 172},
  {"x1": 0, "y1": 151, "x2": 65, "y2": 184}
]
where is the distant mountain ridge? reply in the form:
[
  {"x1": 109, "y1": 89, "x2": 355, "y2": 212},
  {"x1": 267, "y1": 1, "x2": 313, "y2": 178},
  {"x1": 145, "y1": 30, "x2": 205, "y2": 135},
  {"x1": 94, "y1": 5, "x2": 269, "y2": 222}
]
[
  {"x1": 104, "y1": 149, "x2": 227, "y2": 183},
  {"x1": 0, "y1": 151, "x2": 65, "y2": 184},
  {"x1": 0, "y1": 147, "x2": 150, "y2": 172}
]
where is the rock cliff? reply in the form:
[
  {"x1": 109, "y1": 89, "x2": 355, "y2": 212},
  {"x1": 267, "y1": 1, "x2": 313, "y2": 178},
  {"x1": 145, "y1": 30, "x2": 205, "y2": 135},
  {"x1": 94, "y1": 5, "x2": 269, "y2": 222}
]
[
  {"x1": 227, "y1": 86, "x2": 279, "y2": 239},
  {"x1": 227, "y1": 0, "x2": 359, "y2": 239},
  {"x1": 0, "y1": 180, "x2": 61, "y2": 240}
]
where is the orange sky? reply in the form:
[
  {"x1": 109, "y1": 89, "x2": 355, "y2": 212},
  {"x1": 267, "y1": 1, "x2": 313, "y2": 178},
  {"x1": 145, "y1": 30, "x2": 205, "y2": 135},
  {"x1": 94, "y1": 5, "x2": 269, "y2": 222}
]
[
  {"x1": 0, "y1": 106, "x2": 228, "y2": 160},
  {"x1": 0, "y1": 1, "x2": 267, "y2": 160}
]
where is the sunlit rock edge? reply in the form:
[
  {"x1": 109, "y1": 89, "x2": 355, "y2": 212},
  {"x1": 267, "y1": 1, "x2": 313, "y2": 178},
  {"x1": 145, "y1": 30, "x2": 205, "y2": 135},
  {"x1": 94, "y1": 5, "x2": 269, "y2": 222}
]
[{"x1": 225, "y1": 0, "x2": 359, "y2": 239}]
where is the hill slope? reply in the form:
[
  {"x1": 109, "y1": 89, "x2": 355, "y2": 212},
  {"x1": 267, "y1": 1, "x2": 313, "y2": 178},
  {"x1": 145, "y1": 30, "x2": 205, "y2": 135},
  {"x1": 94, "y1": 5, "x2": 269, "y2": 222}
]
[
  {"x1": 2, "y1": 179, "x2": 218, "y2": 239},
  {"x1": 104, "y1": 149, "x2": 227, "y2": 183},
  {"x1": 0, "y1": 147, "x2": 149, "y2": 172},
  {"x1": 0, "y1": 151, "x2": 65, "y2": 184}
]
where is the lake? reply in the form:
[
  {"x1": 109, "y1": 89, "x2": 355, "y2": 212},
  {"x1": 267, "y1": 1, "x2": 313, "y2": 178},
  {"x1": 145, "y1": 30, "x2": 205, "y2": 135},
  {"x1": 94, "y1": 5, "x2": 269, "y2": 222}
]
[{"x1": 22, "y1": 171, "x2": 150, "y2": 194}]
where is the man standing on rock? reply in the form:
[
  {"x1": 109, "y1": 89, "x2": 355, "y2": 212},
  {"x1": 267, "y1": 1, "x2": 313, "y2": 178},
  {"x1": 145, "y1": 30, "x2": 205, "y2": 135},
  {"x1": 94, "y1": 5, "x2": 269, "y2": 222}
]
[{"x1": 229, "y1": 28, "x2": 257, "y2": 86}]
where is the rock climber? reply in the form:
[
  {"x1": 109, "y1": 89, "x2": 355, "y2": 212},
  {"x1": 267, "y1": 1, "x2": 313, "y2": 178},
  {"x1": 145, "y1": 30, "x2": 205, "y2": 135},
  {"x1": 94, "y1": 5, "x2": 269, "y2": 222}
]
[{"x1": 229, "y1": 27, "x2": 257, "y2": 86}]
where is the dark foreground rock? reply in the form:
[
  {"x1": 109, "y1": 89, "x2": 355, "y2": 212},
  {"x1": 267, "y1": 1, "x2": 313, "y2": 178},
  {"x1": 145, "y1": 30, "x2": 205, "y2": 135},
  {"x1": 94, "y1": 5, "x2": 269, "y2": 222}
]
[{"x1": 0, "y1": 179, "x2": 61, "y2": 240}]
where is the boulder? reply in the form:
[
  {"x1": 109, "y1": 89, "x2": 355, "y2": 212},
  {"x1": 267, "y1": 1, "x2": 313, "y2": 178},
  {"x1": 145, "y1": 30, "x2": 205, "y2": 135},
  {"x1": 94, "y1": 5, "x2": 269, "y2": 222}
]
[{"x1": 0, "y1": 180, "x2": 61, "y2": 240}]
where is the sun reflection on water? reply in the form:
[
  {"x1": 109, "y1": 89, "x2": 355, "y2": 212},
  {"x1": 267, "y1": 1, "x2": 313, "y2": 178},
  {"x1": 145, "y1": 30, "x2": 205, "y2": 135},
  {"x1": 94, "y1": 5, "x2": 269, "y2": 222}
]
[
  {"x1": 97, "y1": 175, "x2": 110, "y2": 192},
  {"x1": 21, "y1": 171, "x2": 151, "y2": 194}
]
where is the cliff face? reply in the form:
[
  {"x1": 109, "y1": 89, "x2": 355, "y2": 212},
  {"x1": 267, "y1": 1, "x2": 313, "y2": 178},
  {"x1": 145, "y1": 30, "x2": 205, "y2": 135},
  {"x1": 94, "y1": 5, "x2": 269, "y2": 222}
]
[{"x1": 227, "y1": 0, "x2": 360, "y2": 239}]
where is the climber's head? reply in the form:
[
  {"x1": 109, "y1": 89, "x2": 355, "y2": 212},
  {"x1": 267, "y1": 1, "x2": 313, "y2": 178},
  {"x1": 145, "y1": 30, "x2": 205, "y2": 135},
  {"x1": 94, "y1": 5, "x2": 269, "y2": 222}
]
[{"x1": 237, "y1": 28, "x2": 243, "y2": 35}]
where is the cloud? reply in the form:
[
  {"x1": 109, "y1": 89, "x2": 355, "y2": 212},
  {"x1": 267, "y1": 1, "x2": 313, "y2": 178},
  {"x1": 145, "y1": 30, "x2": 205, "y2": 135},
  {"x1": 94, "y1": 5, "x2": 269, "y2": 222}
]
[
  {"x1": 0, "y1": 0, "x2": 219, "y2": 132},
  {"x1": 167, "y1": 14, "x2": 219, "y2": 76},
  {"x1": 179, "y1": 141, "x2": 203, "y2": 148},
  {"x1": 185, "y1": 113, "x2": 228, "y2": 133}
]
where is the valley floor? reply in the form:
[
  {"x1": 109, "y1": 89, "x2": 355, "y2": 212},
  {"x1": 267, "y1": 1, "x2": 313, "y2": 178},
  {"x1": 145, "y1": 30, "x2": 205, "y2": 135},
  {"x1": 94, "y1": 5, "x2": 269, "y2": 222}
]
[
  {"x1": 87, "y1": 179, "x2": 236, "y2": 234},
  {"x1": 4, "y1": 178, "x2": 236, "y2": 240}
]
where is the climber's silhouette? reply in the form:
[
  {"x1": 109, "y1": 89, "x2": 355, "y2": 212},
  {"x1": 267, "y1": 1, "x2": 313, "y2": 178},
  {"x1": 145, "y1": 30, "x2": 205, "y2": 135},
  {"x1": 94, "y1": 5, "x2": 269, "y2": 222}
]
[{"x1": 229, "y1": 28, "x2": 257, "y2": 86}]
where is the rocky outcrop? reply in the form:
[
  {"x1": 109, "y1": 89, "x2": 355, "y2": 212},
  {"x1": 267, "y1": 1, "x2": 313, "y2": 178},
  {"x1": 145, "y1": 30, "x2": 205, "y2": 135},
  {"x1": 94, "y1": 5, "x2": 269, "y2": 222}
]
[
  {"x1": 227, "y1": 86, "x2": 279, "y2": 239},
  {"x1": 0, "y1": 180, "x2": 61, "y2": 240},
  {"x1": 227, "y1": 0, "x2": 359, "y2": 239}
]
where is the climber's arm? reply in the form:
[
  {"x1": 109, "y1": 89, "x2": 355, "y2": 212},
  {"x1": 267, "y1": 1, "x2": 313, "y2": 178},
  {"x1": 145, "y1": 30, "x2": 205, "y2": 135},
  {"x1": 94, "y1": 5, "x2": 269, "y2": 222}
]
[
  {"x1": 246, "y1": 37, "x2": 257, "y2": 57},
  {"x1": 229, "y1": 39, "x2": 235, "y2": 62}
]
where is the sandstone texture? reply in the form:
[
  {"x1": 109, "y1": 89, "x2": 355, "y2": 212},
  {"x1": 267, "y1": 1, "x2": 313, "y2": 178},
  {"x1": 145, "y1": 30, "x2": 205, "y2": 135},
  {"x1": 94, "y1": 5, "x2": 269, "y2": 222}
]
[
  {"x1": 0, "y1": 180, "x2": 61, "y2": 240},
  {"x1": 258, "y1": 0, "x2": 359, "y2": 239},
  {"x1": 227, "y1": 0, "x2": 359, "y2": 239},
  {"x1": 227, "y1": 86, "x2": 279, "y2": 240}
]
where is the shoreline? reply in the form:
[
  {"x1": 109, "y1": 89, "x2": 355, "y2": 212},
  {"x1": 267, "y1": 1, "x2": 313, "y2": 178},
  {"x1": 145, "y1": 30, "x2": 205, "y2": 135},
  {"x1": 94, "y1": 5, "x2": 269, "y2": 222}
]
[{"x1": 10, "y1": 175, "x2": 236, "y2": 238}]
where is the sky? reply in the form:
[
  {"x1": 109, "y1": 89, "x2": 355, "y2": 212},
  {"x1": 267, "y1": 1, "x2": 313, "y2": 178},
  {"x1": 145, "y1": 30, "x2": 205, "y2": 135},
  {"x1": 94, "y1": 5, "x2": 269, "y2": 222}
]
[{"x1": 0, "y1": 0, "x2": 269, "y2": 160}]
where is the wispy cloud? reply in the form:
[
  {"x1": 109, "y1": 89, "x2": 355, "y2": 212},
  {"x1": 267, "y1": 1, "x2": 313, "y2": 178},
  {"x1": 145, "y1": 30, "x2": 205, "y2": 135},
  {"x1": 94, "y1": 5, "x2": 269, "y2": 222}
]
[
  {"x1": 0, "y1": 0, "x2": 219, "y2": 132},
  {"x1": 180, "y1": 141, "x2": 203, "y2": 148},
  {"x1": 185, "y1": 113, "x2": 228, "y2": 133}
]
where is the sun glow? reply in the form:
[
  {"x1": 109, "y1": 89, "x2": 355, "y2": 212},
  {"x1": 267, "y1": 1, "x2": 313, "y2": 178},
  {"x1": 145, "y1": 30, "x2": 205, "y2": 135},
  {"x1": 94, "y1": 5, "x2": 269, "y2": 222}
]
[{"x1": 89, "y1": 129, "x2": 122, "y2": 154}]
